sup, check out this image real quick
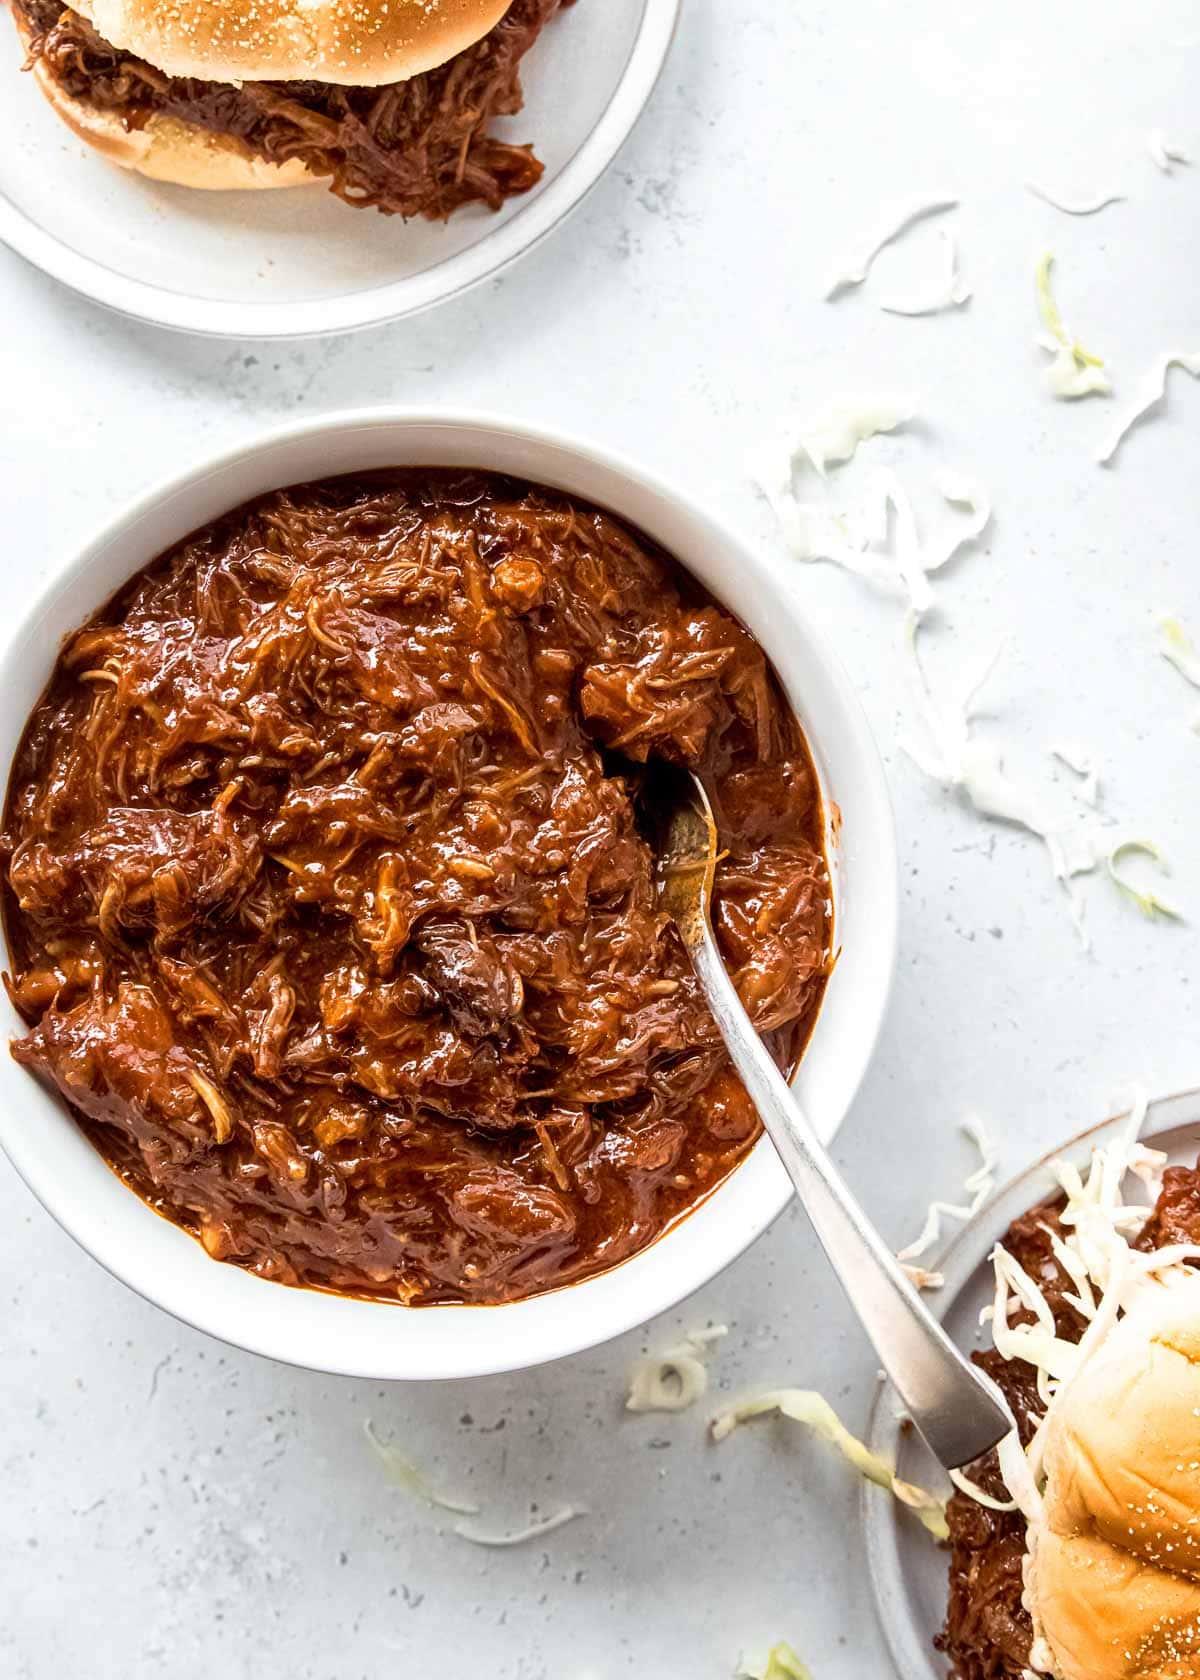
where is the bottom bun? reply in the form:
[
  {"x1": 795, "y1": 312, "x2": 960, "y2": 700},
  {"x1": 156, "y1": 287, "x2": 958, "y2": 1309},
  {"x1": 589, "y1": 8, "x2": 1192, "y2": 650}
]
[{"x1": 25, "y1": 43, "x2": 316, "y2": 192}]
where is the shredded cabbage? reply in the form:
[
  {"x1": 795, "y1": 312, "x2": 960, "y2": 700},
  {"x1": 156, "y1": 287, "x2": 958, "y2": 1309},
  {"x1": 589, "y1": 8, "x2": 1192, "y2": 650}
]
[
  {"x1": 710, "y1": 1389, "x2": 949, "y2": 1539},
  {"x1": 1034, "y1": 252, "x2": 1111, "y2": 400},
  {"x1": 1026, "y1": 182, "x2": 1125, "y2": 215},
  {"x1": 995, "y1": 1428, "x2": 1045, "y2": 1526},
  {"x1": 989, "y1": 1242, "x2": 1081, "y2": 1394},
  {"x1": 880, "y1": 231, "x2": 971, "y2": 317},
  {"x1": 752, "y1": 419, "x2": 989, "y2": 619},
  {"x1": 1158, "y1": 618, "x2": 1200, "y2": 730},
  {"x1": 900, "y1": 617, "x2": 1098, "y2": 936},
  {"x1": 923, "y1": 470, "x2": 993, "y2": 578},
  {"x1": 870, "y1": 471, "x2": 933, "y2": 613},
  {"x1": 796, "y1": 398, "x2": 913, "y2": 479},
  {"x1": 901, "y1": 1262, "x2": 945, "y2": 1291},
  {"x1": 1148, "y1": 130, "x2": 1191, "y2": 172},
  {"x1": 825, "y1": 195, "x2": 958, "y2": 298},
  {"x1": 751, "y1": 397, "x2": 913, "y2": 572},
  {"x1": 626, "y1": 1324, "x2": 728, "y2": 1413},
  {"x1": 1160, "y1": 616, "x2": 1200, "y2": 687},
  {"x1": 1049, "y1": 741, "x2": 1101, "y2": 806},
  {"x1": 453, "y1": 1506, "x2": 585, "y2": 1547},
  {"x1": 1039, "y1": 339, "x2": 1109, "y2": 401},
  {"x1": 1106, "y1": 839, "x2": 1183, "y2": 920},
  {"x1": 363, "y1": 1420, "x2": 481, "y2": 1516},
  {"x1": 751, "y1": 404, "x2": 914, "y2": 589},
  {"x1": 364, "y1": 1422, "x2": 586, "y2": 1547},
  {"x1": 737, "y1": 1643, "x2": 814, "y2": 1680},
  {"x1": 948, "y1": 1468, "x2": 1018, "y2": 1512},
  {"x1": 1097, "y1": 350, "x2": 1200, "y2": 463},
  {"x1": 899, "y1": 1115, "x2": 998, "y2": 1263}
]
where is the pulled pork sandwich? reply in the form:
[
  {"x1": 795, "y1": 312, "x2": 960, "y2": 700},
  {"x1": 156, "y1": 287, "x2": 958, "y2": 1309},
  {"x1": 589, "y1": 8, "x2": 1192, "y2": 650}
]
[
  {"x1": 939, "y1": 1117, "x2": 1200, "y2": 1680},
  {"x1": 8, "y1": 0, "x2": 569, "y2": 217}
]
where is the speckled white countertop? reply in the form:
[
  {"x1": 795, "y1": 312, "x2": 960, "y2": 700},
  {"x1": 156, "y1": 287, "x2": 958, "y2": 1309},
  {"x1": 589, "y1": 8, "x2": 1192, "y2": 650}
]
[{"x1": 3, "y1": 2, "x2": 1200, "y2": 1675}]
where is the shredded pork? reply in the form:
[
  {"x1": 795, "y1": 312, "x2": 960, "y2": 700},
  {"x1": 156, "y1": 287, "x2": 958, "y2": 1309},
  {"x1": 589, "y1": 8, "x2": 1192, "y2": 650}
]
[
  {"x1": 12, "y1": 0, "x2": 568, "y2": 218},
  {"x1": 3, "y1": 472, "x2": 832, "y2": 1306}
]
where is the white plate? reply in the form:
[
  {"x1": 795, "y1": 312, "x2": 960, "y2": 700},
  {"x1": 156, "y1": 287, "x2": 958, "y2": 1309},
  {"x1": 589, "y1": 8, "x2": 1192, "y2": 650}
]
[
  {"x1": 863, "y1": 1089, "x2": 1200, "y2": 1680},
  {"x1": 0, "y1": 0, "x2": 678, "y2": 337}
]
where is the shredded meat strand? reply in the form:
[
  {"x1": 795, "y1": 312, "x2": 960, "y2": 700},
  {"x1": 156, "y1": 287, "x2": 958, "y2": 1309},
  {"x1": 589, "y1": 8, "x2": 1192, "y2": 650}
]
[
  {"x1": 2, "y1": 471, "x2": 832, "y2": 1307},
  {"x1": 937, "y1": 1160, "x2": 1200, "y2": 1678},
  {"x1": 12, "y1": 0, "x2": 569, "y2": 219}
]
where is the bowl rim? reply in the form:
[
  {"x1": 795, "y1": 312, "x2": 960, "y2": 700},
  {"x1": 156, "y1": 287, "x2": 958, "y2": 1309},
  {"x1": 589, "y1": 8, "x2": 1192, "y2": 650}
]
[
  {"x1": 0, "y1": 0, "x2": 680, "y2": 340},
  {"x1": 0, "y1": 406, "x2": 899, "y2": 1378}
]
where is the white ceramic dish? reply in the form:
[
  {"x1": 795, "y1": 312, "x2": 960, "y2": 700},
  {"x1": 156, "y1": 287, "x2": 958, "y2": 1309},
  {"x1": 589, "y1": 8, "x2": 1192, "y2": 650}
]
[
  {"x1": 863, "y1": 1089, "x2": 1200, "y2": 1680},
  {"x1": 0, "y1": 0, "x2": 677, "y2": 338},
  {"x1": 0, "y1": 409, "x2": 898, "y2": 1379}
]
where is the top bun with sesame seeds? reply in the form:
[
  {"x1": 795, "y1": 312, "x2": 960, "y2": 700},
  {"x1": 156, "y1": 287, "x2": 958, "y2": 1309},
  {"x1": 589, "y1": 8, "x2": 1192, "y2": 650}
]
[
  {"x1": 1029, "y1": 1274, "x2": 1200, "y2": 1680},
  {"x1": 10, "y1": 0, "x2": 318, "y2": 190},
  {"x1": 13, "y1": 0, "x2": 559, "y2": 208},
  {"x1": 69, "y1": 0, "x2": 513, "y2": 86}
]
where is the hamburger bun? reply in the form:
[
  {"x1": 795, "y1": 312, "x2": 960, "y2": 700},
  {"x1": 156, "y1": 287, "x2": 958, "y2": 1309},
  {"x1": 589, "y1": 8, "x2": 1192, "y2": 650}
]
[
  {"x1": 1034, "y1": 1529, "x2": 1200, "y2": 1680},
  {"x1": 73, "y1": 0, "x2": 513, "y2": 86},
  {"x1": 21, "y1": 16, "x2": 317, "y2": 191},
  {"x1": 1031, "y1": 1275, "x2": 1200, "y2": 1679}
]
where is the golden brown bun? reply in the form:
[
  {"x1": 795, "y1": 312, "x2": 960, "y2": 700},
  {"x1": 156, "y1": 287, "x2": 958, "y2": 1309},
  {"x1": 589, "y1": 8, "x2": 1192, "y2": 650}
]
[
  {"x1": 1032, "y1": 1277, "x2": 1200, "y2": 1679},
  {"x1": 74, "y1": 0, "x2": 513, "y2": 86},
  {"x1": 29, "y1": 52, "x2": 317, "y2": 191},
  {"x1": 1035, "y1": 1529, "x2": 1200, "y2": 1680},
  {"x1": 1043, "y1": 1279, "x2": 1200, "y2": 1578}
]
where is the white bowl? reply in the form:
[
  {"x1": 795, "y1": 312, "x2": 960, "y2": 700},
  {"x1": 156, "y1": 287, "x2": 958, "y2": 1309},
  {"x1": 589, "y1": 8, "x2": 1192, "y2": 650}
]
[
  {"x1": 0, "y1": 0, "x2": 678, "y2": 338},
  {"x1": 0, "y1": 410, "x2": 898, "y2": 1379}
]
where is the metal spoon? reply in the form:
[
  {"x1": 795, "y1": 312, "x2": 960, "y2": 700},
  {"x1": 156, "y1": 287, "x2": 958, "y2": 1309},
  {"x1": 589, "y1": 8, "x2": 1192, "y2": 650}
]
[{"x1": 655, "y1": 770, "x2": 1010, "y2": 1470}]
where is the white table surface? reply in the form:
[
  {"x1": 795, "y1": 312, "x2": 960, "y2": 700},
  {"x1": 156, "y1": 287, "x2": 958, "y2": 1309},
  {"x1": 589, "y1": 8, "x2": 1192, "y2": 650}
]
[{"x1": 3, "y1": 2, "x2": 1200, "y2": 1675}]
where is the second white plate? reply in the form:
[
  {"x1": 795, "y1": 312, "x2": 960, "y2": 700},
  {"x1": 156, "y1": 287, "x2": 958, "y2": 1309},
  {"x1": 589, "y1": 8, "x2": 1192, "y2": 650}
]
[{"x1": 0, "y1": 0, "x2": 678, "y2": 337}]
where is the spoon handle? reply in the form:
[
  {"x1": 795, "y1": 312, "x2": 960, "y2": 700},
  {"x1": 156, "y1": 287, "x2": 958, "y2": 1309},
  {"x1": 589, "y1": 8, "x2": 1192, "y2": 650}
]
[{"x1": 690, "y1": 924, "x2": 1010, "y2": 1470}]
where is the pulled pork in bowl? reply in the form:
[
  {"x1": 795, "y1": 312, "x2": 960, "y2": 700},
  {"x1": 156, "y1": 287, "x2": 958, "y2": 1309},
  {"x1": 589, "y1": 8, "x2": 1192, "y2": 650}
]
[{"x1": 0, "y1": 412, "x2": 896, "y2": 1377}]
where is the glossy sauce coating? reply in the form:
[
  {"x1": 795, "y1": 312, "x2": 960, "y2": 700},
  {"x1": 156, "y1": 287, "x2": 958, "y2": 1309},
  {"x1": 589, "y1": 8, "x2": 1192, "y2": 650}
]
[{"x1": 4, "y1": 473, "x2": 832, "y2": 1305}]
